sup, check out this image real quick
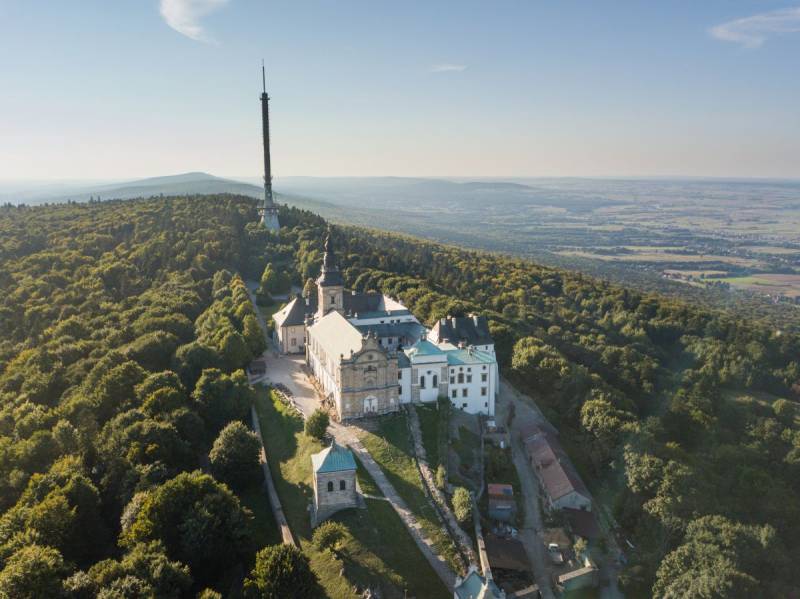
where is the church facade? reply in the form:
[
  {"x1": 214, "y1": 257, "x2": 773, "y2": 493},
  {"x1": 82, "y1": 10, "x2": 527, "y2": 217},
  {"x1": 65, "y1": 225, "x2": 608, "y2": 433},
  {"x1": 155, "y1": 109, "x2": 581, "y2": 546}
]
[{"x1": 275, "y1": 233, "x2": 499, "y2": 421}]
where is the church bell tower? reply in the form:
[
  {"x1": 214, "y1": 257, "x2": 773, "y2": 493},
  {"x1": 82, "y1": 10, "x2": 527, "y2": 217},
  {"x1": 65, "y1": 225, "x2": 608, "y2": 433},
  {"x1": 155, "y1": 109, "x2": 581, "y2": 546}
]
[
  {"x1": 260, "y1": 62, "x2": 280, "y2": 231},
  {"x1": 316, "y1": 232, "x2": 344, "y2": 319}
]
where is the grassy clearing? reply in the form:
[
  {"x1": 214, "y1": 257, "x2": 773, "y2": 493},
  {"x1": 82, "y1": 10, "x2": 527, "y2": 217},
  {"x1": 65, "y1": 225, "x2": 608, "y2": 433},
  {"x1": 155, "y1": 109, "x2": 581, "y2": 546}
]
[
  {"x1": 358, "y1": 413, "x2": 461, "y2": 572},
  {"x1": 255, "y1": 387, "x2": 321, "y2": 540},
  {"x1": 255, "y1": 389, "x2": 449, "y2": 598},
  {"x1": 332, "y1": 458, "x2": 450, "y2": 598}
]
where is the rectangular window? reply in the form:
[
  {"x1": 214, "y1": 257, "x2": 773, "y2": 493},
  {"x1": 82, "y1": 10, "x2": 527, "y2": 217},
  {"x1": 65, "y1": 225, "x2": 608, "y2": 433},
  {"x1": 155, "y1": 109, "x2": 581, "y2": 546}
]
[
  {"x1": 330, "y1": 294, "x2": 336, "y2": 304},
  {"x1": 452, "y1": 389, "x2": 457, "y2": 399},
  {"x1": 462, "y1": 389, "x2": 468, "y2": 397},
  {"x1": 467, "y1": 368, "x2": 472, "y2": 372},
  {"x1": 481, "y1": 373, "x2": 487, "y2": 382},
  {"x1": 467, "y1": 375, "x2": 472, "y2": 383},
  {"x1": 290, "y1": 338, "x2": 297, "y2": 346},
  {"x1": 420, "y1": 376, "x2": 426, "y2": 389},
  {"x1": 462, "y1": 403, "x2": 468, "y2": 409},
  {"x1": 481, "y1": 387, "x2": 487, "y2": 396},
  {"x1": 398, "y1": 371, "x2": 402, "y2": 380},
  {"x1": 458, "y1": 373, "x2": 464, "y2": 384},
  {"x1": 398, "y1": 386, "x2": 402, "y2": 395},
  {"x1": 450, "y1": 376, "x2": 455, "y2": 384}
]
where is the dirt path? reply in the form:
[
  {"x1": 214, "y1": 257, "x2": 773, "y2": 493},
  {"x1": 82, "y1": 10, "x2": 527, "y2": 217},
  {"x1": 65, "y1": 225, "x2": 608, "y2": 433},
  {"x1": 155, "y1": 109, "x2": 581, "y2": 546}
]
[{"x1": 250, "y1": 404, "x2": 296, "y2": 546}]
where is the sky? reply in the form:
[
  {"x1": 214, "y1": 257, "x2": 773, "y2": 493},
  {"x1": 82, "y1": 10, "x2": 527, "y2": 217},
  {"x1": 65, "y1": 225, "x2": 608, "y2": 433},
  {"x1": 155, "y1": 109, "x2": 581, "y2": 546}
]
[{"x1": 1, "y1": 0, "x2": 799, "y2": 180}]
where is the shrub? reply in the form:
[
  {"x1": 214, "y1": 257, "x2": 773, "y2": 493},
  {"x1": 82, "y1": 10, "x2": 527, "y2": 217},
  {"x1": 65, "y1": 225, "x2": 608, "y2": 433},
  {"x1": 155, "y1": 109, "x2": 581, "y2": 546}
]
[
  {"x1": 312, "y1": 521, "x2": 347, "y2": 552},
  {"x1": 243, "y1": 544, "x2": 320, "y2": 599},
  {"x1": 452, "y1": 487, "x2": 472, "y2": 523},
  {"x1": 305, "y1": 409, "x2": 329, "y2": 441}
]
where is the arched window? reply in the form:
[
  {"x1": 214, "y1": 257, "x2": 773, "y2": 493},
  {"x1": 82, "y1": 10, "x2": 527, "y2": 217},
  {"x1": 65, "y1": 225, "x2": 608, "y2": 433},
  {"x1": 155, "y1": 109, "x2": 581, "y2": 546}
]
[
  {"x1": 420, "y1": 376, "x2": 426, "y2": 389},
  {"x1": 432, "y1": 374, "x2": 438, "y2": 388},
  {"x1": 340, "y1": 480, "x2": 346, "y2": 491},
  {"x1": 327, "y1": 481, "x2": 333, "y2": 492}
]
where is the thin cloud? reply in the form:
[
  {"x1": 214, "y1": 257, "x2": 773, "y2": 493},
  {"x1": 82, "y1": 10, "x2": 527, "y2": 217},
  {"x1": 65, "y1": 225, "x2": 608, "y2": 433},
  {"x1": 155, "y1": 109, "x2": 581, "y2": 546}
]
[
  {"x1": 430, "y1": 63, "x2": 467, "y2": 73},
  {"x1": 710, "y1": 6, "x2": 800, "y2": 48},
  {"x1": 160, "y1": 0, "x2": 230, "y2": 43}
]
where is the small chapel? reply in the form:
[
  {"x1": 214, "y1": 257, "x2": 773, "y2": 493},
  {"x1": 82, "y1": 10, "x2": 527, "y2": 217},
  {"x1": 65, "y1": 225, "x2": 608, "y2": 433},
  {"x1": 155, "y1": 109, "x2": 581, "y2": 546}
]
[{"x1": 310, "y1": 441, "x2": 359, "y2": 527}]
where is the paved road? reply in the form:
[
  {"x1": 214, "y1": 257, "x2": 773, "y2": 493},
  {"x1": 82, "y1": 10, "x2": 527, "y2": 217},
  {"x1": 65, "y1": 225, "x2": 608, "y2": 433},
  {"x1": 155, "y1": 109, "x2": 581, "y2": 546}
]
[{"x1": 496, "y1": 379, "x2": 556, "y2": 599}]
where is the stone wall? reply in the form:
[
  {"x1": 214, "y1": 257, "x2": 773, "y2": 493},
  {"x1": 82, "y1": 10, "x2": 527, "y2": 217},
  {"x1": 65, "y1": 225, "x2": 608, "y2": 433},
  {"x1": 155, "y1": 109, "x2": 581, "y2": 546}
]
[{"x1": 313, "y1": 469, "x2": 358, "y2": 525}]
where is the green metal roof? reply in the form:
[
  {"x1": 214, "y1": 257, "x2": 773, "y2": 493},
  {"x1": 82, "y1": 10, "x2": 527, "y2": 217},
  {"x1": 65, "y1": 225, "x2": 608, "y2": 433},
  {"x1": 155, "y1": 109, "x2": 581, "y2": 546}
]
[
  {"x1": 406, "y1": 339, "x2": 445, "y2": 358},
  {"x1": 446, "y1": 348, "x2": 495, "y2": 365},
  {"x1": 311, "y1": 441, "x2": 357, "y2": 474}
]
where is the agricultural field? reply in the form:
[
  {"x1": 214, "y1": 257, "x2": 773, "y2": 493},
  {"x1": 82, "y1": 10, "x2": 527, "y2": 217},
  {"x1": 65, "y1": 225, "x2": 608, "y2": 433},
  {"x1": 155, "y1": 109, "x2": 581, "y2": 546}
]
[
  {"x1": 278, "y1": 176, "x2": 800, "y2": 325},
  {"x1": 705, "y1": 274, "x2": 800, "y2": 299}
]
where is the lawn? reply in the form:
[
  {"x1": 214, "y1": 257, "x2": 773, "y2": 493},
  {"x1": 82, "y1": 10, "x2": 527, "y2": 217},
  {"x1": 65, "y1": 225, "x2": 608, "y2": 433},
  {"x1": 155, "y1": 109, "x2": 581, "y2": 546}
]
[
  {"x1": 358, "y1": 412, "x2": 461, "y2": 572},
  {"x1": 255, "y1": 389, "x2": 449, "y2": 598}
]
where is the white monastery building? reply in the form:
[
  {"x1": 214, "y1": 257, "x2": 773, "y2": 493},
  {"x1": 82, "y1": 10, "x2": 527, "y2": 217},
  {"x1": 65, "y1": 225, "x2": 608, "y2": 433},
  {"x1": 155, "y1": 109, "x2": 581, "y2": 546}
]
[{"x1": 273, "y1": 232, "x2": 500, "y2": 421}]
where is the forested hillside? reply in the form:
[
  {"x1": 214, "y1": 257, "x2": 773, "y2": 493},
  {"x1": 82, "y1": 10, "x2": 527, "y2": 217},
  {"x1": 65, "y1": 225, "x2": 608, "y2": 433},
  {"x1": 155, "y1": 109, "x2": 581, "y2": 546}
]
[
  {"x1": 1, "y1": 194, "x2": 798, "y2": 597},
  {"x1": 0, "y1": 196, "x2": 304, "y2": 596},
  {"x1": 322, "y1": 231, "x2": 800, "y2": 597}
]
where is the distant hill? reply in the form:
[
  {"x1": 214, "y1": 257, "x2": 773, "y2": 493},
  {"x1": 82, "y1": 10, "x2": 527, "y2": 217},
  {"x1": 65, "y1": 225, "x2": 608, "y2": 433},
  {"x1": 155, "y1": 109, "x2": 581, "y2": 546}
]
[{"x1": 2, "y1": 172, "x2": 263, "y2": 205}]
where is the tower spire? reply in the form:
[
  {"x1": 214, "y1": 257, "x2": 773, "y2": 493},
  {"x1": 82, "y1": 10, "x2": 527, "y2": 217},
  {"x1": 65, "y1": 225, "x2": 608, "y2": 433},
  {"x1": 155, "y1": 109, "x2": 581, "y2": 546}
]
[{"x1": 259, "y1": 60, "x2": 279, "y2": 231}]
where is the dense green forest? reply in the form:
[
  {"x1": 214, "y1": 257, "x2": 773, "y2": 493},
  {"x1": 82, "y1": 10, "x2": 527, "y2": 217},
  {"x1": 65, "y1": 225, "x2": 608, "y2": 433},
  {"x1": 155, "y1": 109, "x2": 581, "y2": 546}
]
[
  {"x1": 0, "y1": 196, "x2": 303, "y2": 596},
  {"x1": 324, "y1": 229, "x2": 800, "y2": 597},
  {"x1": 1, "y1": 194, "x2": 799, "y2": 597}
]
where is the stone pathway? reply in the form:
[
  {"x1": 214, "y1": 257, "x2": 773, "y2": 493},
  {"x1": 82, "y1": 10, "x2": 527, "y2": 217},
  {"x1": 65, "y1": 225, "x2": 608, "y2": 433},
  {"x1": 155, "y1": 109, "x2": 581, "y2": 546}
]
[
  {"x1": 406, "y1": 404, "x2": 477, "y2": 568},
  {"x1": 332, "y1": 423, "x2": 458, "y2": 592}
]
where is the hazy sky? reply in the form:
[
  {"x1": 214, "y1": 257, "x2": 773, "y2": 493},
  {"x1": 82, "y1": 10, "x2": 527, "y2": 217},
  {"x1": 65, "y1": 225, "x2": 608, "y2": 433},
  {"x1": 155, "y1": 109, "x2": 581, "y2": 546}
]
[{"x1": 1, "y1": 1, "x2": 799, "y2": 180}]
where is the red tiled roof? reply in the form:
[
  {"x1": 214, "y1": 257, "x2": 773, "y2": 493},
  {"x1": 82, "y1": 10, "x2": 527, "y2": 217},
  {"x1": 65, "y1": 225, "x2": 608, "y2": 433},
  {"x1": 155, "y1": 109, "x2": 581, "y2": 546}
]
[{"x1": 524, "y1": 430, "x2": 590, "y2": 503}]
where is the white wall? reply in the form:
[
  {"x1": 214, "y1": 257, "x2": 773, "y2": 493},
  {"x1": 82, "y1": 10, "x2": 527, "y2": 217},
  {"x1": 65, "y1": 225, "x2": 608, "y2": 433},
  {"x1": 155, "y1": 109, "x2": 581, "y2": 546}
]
[
  {"x1": 278, "y1": 324, "x2": 305, "y2": 354},
  {"x1": 447, "y1": 362, "x2": 495, "y2": 416},
  {"x1": 399, "y1": 367, "x2": 412, "y2": 403},
  {"x1": 416, "y1": 365, "x2": 444, "y2": 403}
]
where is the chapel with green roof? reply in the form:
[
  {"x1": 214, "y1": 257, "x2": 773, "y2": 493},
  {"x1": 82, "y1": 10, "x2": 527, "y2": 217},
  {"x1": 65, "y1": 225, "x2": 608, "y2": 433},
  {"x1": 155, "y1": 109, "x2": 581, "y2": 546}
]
[{"x1": 310, "y1": 440, "x2": 359, "y2": 526}]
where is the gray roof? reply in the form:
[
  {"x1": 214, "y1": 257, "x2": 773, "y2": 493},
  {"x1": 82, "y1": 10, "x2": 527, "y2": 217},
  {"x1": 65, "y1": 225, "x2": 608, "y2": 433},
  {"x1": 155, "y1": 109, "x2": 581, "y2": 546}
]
[
  {"x1": 432, "y1": 315, "x2": 494, "y2": 347},
  {"x1": 307, "y1": 311, "x2": 365, "y2": 363},
  {"x1": 353, "y1": 321, "x2": 426, "y2": 344},
  {"x1": 273, "y1": 296, "x2": 316, "y2": 328},
  {"x1": 454, "y1": 569, "x2": 504, "y2": 599}
]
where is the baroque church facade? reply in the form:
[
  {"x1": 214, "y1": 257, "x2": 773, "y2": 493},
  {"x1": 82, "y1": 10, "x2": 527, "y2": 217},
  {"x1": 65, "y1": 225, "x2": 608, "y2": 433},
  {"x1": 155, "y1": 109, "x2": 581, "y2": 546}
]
[{"x1": 274, "y1": 234, "x2": 499, "y2": 421}]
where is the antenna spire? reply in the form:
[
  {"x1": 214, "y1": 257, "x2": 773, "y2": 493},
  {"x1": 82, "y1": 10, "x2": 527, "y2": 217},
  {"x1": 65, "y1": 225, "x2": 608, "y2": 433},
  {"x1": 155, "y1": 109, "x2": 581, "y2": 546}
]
[{"x1": 261, "y1": 60, "x2": 266, "y2": 94}]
